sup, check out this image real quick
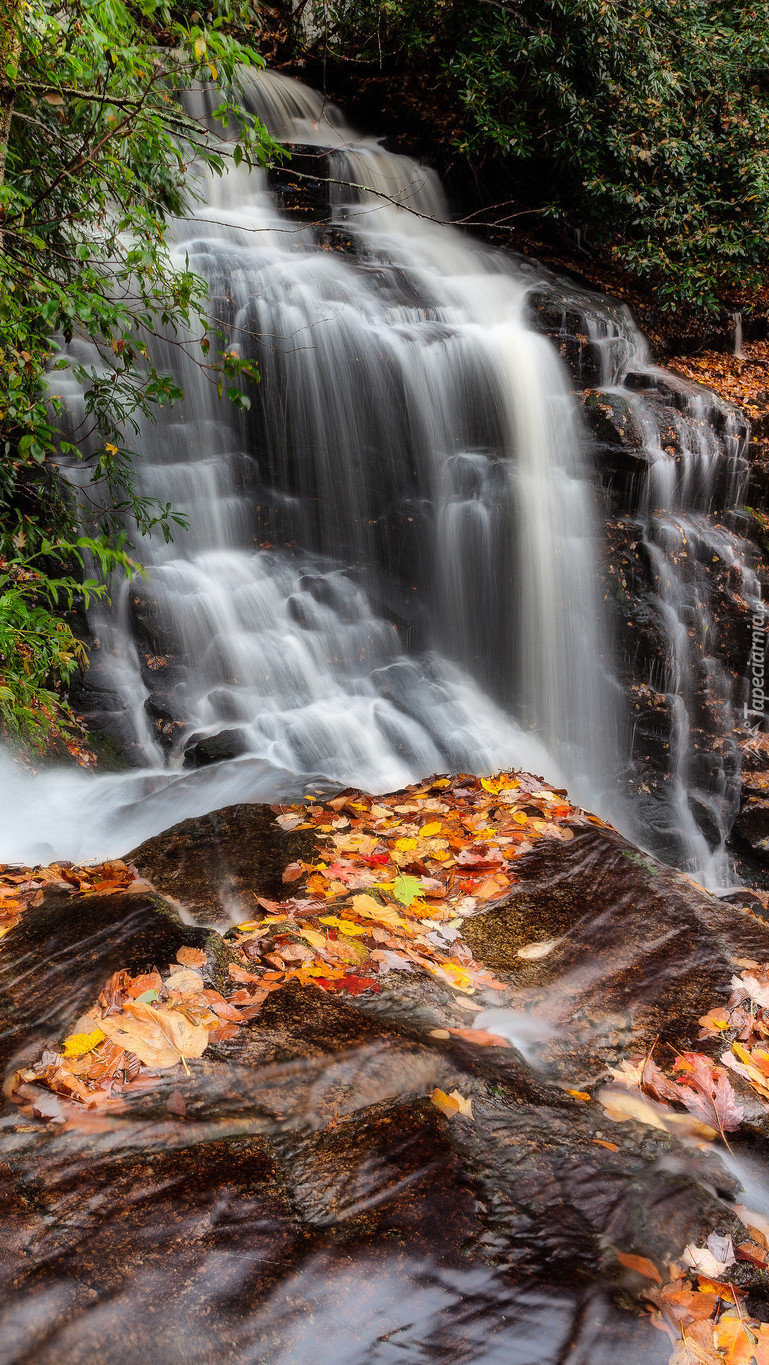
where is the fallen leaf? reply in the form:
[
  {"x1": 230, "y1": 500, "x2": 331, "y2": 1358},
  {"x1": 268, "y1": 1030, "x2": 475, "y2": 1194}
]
[
  {"x1": 349, "y1": 894, "x2": 408, "y2": 931},
  {"x1": 164, "y1": 967, "x2": 205, "y2": 994},
  {"x1": 392, "y1": 874, "x2": 422, "y2": 907},
  {"x1": 448, "y1": 1027, "x2": 511, "y2": 1047},
  {"x1": 732, "y1": 971, "x2": 769, "y2": 1010},
  {"x1": 175, "y1": 947, "x2": 206, "y2": 968},
  {"x1": 675, "y1": 1054, "x2": 743, "y2": 1134},
  {"x1": 430, "y1": 1087, "x2": 474, "y2": 1119},
  {"x1": 682, "y1": 1238, "x2": 735, "y2": 1278},
  {"x1": 616, "y1": 1251, "x2": 661, "y2": 1282},
  {"x1": 698, "y1": 1008, "x2": 731, "y2": 1036},
  {"x1": 736, "y1": 1241, "x2": 769, "y2": 1268},
  {"x1": 61, "y1": 1028, "x2": 105, "y2": 1058},
  {"x1": 100, "y1": 1001, "x2": 209, "y2": 1072},
  {"x1": 228, "y1": 962, "x2": 265, "y2": 985},
  {"x1": 713, "y1": 1317, "x2": 769, "y2": 1364},
  {"x1": 516, "y1": 938, "x2": 560, "y2": 960}
]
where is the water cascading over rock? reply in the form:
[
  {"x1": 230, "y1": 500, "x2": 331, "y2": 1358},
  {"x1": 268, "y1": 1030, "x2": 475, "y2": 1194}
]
[{"x1": 38, "y1": 70, "x2": 764, "y2": 881}]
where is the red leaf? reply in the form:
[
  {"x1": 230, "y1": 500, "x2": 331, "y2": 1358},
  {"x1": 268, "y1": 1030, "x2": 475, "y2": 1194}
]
[{"x1": 337, "y1": 975, "x2": 381, "y2": 995}]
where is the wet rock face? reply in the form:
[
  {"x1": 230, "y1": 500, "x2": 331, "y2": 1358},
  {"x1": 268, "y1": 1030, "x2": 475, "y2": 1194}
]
[
  {"x1": 463, "y1": 825, "x2": 769, "y2": 1060},
  {"x1": 3, "y1": 799, "x2": 769, "y2": 1362},
  {"x1": 128, "y1": 803, "x2": 319, "y2": 924},
  {"x1": 0, "y1": 889, "x2": 213, "y2": 1071}
]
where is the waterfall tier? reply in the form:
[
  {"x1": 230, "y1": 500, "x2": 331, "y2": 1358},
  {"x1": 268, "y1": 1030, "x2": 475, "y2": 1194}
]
[{"x1": 18, "y1": 69, "x2": 764, "y2": 882}]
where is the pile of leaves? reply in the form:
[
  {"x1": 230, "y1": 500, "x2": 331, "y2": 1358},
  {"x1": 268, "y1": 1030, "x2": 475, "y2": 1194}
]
[
  {"x1": 704, "y1": 965, "x2": 769, "y2": 1110},
  {"x1": 668, "y1": 342, "x2": 769, "y2": 429},
  {"x1": 5, "y1": 769, "x2": 580, "y2": 1117},
  {"x1": 0, "y1": 857, "x2": 143, "y2": 941},
  {"x1": 10, "y1": 947, "x2": 264, "y2": 1122},
  {"x1": 604, "y1": 964, "x2": 769, "y2": 1360},
  {"x1": 629, "y1": 1231, "x2": 769, "y2": 1365},
  {"x1": 608, "y1": 962, "x2": 769, "y2": 1143},
  {"x1": 225, "y1": 770, "x2": 579, "y2": 1000}
]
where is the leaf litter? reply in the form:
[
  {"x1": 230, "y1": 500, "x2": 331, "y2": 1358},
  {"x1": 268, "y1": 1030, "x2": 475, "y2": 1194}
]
[
  {"x1": 7, "y1": 770, "x2": 769, "y2": 1363},
  {"x1": 229, "y1": 769, "x2": 577, "y2": 1002},
  {"x1": 605, "y1": 963, "x2": 769, "y2": 1361},
  {"x1": 4, "y1": 770, "x2": 576, "y2": 1118}
]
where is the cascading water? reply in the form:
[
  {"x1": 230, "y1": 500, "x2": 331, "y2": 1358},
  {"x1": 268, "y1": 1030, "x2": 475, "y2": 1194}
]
[
  {"x1": 3, "y1": 68, "x2": 620, "y2": 863},
  {"x1": 529, "y1": 279, "x2": 763, "y2": 881},
  {"x1": 1, "y1": 69, "x2": 761, "y2": 883}
]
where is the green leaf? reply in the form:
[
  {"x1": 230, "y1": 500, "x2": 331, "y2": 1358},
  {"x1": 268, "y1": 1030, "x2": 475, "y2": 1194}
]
[{"x1": 393, "y1": 875, "x2": 422, "y2": 908}]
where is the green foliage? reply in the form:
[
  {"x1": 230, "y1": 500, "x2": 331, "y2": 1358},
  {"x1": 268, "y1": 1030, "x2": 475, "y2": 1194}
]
[
  {"x1": 0, "y1": 536, "x2": 135, "y2": 750},
  {"x1": 298, "y1": 0, "x2": 769, "y2": 316},
  {"x1": 1, "y1": 0, "x2": 278, "y2": 751}
]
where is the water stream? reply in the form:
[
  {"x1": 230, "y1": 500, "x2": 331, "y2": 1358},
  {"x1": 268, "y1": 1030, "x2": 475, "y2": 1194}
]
[{"x1": 2, "y1": 70, "x2": 762, "y2": 886}]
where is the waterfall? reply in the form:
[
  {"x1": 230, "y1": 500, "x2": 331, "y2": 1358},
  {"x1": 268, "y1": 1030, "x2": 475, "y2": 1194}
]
[
  {"x1": 528, "y1": 278, "x2": 761, "y2": 882},
  {"x1": 4, "y1": 70, "x2": 758, "y2": 881}
]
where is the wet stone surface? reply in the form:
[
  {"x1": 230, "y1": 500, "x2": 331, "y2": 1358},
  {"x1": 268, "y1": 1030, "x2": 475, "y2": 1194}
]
[
  {"x1": 128, "y1": 804, "x2": 320, "y2": 926},
  {"x1": 3, "y1": 799, "x2": 769, "y2": 1362}
]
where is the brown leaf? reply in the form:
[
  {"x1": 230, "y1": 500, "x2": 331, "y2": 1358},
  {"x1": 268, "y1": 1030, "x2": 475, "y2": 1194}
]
[
  {"x1": 228, "y1": 962, "x2": 265, "y2": 985},
  {"x1": 176, "y1": 947, "x2": 206, "y2": 968},
  {"x1": 199, "y1": 989, "x2": 242, "y2": 1022},
  {"x1": 736, "y1": 1240, "x2": 769, "y2": 1267},
  {"x1": 126, "y1": 970, "x2": 163, "y2": 999},
  {"x1": 676, "y1": 1054, "x2": 744, "y2": 1133},
  {"x1": 100, "y1": 1001, "x2": 209, "y2": 1071}
]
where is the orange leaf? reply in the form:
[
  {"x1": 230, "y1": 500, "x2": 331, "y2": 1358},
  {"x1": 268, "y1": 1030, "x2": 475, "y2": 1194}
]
[
  {"x1": 713, "y1": 1317, "x2": 769, "y2": 1364},
  {"x1": 176, "y1": 947, "x2": 206, "y2": 968},
  {"x1": 446, "y1": 1027, "x2": 511, "y2": 1048},
  {"x1": 616, "y1": 1251, "x2": 661, "y2": 1283}
]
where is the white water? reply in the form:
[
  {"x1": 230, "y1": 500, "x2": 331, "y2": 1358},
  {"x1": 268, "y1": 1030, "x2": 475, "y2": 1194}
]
[
  {"x1": 0, "y1": 71, "x2": 758, "y2": 879},
  {"x1": 2, "y1": 71, "x2": 620, "y2": 865}
]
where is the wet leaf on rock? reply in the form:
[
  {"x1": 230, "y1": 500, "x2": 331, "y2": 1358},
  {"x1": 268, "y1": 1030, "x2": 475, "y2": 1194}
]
[{"x1": 430, "y1": 1087, "x2": 474, "y2": 1119}]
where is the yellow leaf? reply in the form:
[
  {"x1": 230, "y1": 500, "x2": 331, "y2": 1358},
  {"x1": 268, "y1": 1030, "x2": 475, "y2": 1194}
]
[
  {"x1": 419, "y1": 821, "x2": 443, "y2": 838},
  {"x1": 62, "y1": 1027, "x2": 105, "y2": 1058},
  {"x1": 431, "y1": 1087, "x2": 474, "y2": 1119},
  {"x1": 299, "y1": 928, "x2": 328, "y2": 953},
  {"x1": 349, "y1": 894, "x2": 409, "y2": 931},
  {"x1": 427, "y1": 960, "x2": 475, "y2": 994},
  {"x1": 511, "y1": 811, "x2": 528, "y2": 825},
  {"x1": 394, "y1": 837, "x2": 417, "y2": 852},
  {"x1": 318, "y1": 916, "x2": 367, "y2": 936},
  {"x1": 193, "y1": 34, "x2": 207, "y2": 60},
  {"x1": 567, "y1": 1089, "x2": 591, "y2": 1101}
]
